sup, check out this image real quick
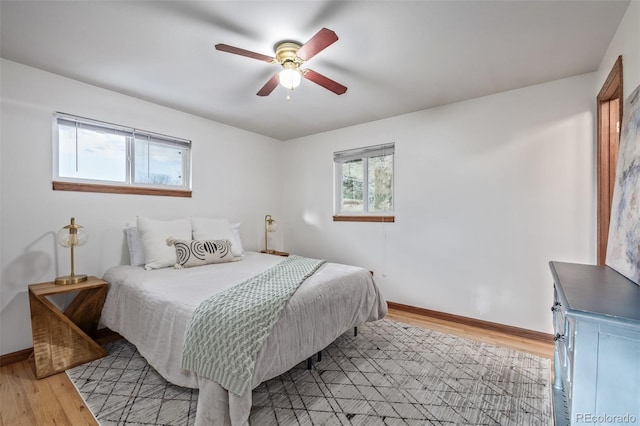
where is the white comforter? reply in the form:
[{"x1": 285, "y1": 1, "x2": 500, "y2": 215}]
[{"x1": 101, "y1": 252, "x2": 387, "y2": 425}]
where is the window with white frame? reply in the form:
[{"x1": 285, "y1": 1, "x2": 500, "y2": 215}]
[
  {"x1": 54, "y1": 113, "x2": 191, "y2": 194},
  {"x1": 334, "y1": 143, "x2": 394, "y2": 217}
]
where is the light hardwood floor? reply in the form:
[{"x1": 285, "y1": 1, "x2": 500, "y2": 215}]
[
  {"x1": 0, "y1": 357, "x2": 98, "y2": 426},
  {"x1": 385, "y1": 309, "x2": 554, "y2": 360},
  {"x1": 0, "y1": 307, "x2": 553, "y2": 426}
]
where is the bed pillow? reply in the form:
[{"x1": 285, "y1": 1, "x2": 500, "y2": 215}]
[
  {"x1": 230, "y1": 222, "x2": 244, "y2": 255},
  {"x1": 137, "y1": 217, "x2": 192, "y2": 270},
  {"x1": 191, "y1": 217, "x2": 241, "y2": 257},
  {"x1": 166, "y1": 238, "x2": 237, "y2": 269},
  {"x1": 124, "y1": 226, "x2": 145, "y2": 266}
]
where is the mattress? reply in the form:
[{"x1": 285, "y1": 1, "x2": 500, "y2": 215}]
[{"x1": 101, "y1": 251, "x2": 387, "y2": 425}]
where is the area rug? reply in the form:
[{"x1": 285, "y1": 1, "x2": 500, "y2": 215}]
[{"x1": 67, "y1": 319, "x2": 551, "y2": 425}]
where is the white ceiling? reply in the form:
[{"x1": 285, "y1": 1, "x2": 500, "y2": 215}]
[{"x1": 0, "y1": 1, "x2": 630, "y2": 141}]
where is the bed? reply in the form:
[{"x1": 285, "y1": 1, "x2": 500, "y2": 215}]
[{"x1": 101, "y1": 250, "x2": 387, "y2": 425}]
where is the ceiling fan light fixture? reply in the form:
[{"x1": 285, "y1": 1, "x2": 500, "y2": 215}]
[
  {"x1": 216, "y1": 28, "x2": 346, "y2": 96},
  {"x1": 279, "y1": 68, "x2": 302, "y2": 90}
]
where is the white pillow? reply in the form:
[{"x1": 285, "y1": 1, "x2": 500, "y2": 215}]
[
  {"x1": 124, "y1": 226, "x2": 145, "y2": 266},
  {"x1": 230, "y1": 222, "x2": 244, "y2": 255},
  {"x1": 137, "y1": 217, "x2": 192, "y2": 270},
  {"x1": 166, "y1": 238, "x2": 238, "y2": 269},
  {"x1": 191, "y1": 217, "x2": 241, "y2": 257}
]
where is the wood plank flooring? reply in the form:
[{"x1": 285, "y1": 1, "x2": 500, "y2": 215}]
[
  {"x1": 0, "y1": 357, "x2": 98, "y2": 426},
  {"x1": 0, "y1": 307, "x2": 553, "y2": 425},
  {"x1": 386, "y1": 309, "x2": 553, "y2": 360}
]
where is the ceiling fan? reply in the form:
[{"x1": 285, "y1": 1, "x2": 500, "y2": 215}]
[{"x1": 215, "y1": 28, "x2": 347, "y2": 97}]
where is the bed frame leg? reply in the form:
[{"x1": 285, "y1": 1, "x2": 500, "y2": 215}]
[{"x1": 307, "y1": 329, "x2": 357, "y2": 370}]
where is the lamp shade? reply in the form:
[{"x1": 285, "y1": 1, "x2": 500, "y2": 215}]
[
  {"x1": 57, "y1": 218, "x2": 88, "y2": 248},
  {"x1": 266, "y1": 217, "x2": 277, "y2": 233},
  {"x1": 279, "y1": 68, "x2": 302, "y2": 90}
]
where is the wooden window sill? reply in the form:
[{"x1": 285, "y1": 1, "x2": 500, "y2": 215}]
[
  {"x1": 53, "y1": 181, "x2": 192, "y2": 198},
  {"x1": 333, "y1": 215, "x2": 395, "y2": 223}
]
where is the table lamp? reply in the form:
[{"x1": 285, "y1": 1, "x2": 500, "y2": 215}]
[
  {"x1": 55, "y1": 217, "x2": 88, "y2": 285},
  {"x1": 264, "y1": 214, "x2": 276, "y2": 254}
]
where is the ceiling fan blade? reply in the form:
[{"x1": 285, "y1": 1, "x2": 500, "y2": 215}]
[
  {"x1": 303, "y1": 69, "x2": 347, "y2": 95},
  {"x1": 215, "y1": 44, "x2": 274, "y2": 63},
  {"x1": 257, "y1": 73, "x2": 280, "y2": 96},
  {"x1": 296, "y1": 28, "x2": 338, "y2": 61}
]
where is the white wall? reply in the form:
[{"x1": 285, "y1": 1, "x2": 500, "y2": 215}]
[
  {"x1": 282, "y1": 73, "x2": 597, "y2": 333},
  {"x1": 597, "y1": 0, "x2": 640, "y2": 100},
  {"x1": 0, "y1": 59, "x2": 284, "y2": 355}
]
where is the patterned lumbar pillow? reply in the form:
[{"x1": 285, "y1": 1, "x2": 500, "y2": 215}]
[{"x1": 166, "y1": 238, "x2": 239, "y2": 269}]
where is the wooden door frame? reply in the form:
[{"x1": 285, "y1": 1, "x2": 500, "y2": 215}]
[{"x1": 596, "y1": 55, "x2": 623, "y2": 266}]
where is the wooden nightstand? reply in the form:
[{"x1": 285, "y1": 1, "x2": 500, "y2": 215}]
[
  {"x1": 28, "y1": 276, "x2": 108, "y2": 379},
  {"x1": 260, "y1": 250, "x2": 289, "y2": 257}
]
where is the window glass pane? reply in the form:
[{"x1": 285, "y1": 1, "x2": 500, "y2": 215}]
[
  {"x1": 55, "y1": 113, "x2": 191, "y2": 192},
  {"x1": 341, "y1": 159, "x2": 364, "y2": 212},
  {"x1": 58, "y1": 125, "x2": 127, "y2": 182},
  {"x1": 367, "y1": 154, "x2": 393, "y2": 212},
  {"x1": 134, "y1": 139, "x2": 185, "y2": 186}
]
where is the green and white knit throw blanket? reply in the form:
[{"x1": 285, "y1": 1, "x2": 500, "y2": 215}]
[{"x1": 181, "y1": 255, "x2": 326, "y2": 396}]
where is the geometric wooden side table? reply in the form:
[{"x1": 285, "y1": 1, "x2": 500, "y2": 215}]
[
  {"x1": 28, "y1": 276, "x2": 108, "y2": 379},
  {"x1": 260, "y1": 250, "x2": 290, "y2": 257}
]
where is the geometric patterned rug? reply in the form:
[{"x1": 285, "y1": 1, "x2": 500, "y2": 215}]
[{"x1": 67, "y1": 319, "x2": 552, "y2": 425}]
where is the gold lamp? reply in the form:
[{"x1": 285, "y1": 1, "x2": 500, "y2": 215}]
[
  {"x1": 264, "y1": 215, "x2": 277, "y2": 254},
  {"x1": 55, "y1": 217, "x2": 89, "y2": 285}
]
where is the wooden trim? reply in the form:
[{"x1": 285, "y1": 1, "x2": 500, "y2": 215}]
[
  {"x1": 333, "y1": 215, "x2": 395, "y2": 223},
  {"x1": 0, "y1": 328, "x2": 121, "y2": 368},
  {"x1": 598, "y1": 56, "x2": 623, "y2": 101},
  {"x1": 53, "y1": 181, "x2": 192, "y2": 198},
  {"x1": 387, "y1": 301, "x2": 554, "y2": 343},
  {"x1": 596, "y1": 55, "x2": 623, "y2": 265},
  {"x1": 0, "y1": 347, "x2": 33, "y2": 367}
]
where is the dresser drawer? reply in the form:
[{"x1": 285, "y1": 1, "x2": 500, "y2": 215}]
[
  {"x1": 561, "y1": 318, "x2": 575, "y2": 401},
  {"x1": 552, "y1": 287, "x2": 565, "y2": 334},
  {"x1": 553, "y1": 286, "x2": 574, "y2": 403}
]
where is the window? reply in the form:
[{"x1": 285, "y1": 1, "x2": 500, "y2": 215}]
[
  {"x1": 334, "y1": 143, "x2": 394, "y2": 222},
  {"x1": 53, "y1": 113, "x2": 191, "y2": 197}
]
